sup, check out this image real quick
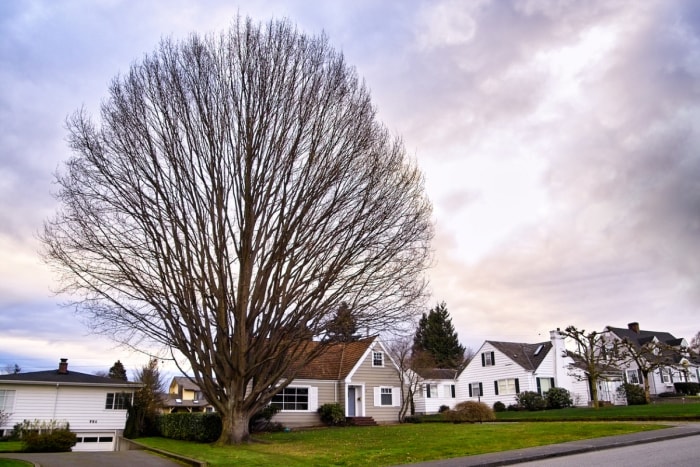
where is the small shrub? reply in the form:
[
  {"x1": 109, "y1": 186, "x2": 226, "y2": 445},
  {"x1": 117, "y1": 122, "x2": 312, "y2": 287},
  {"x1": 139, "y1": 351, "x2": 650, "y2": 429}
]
[
  {"x1": 250, "y1": 405, "x2": 282, "y2": 432},
  {"x1": 617, "y1": 383, "x2": 647, "y2": 405},
  {"x1": 516, "y1": 391, "x2": 546, "y2": 411},
  {"x1": 545, "y1": 387, "x2": 573, "y2": 409},
  {"x1": 317, "y1": 403, "x2": 346, "y2": 427},
  {"x1": 492, "y1": 401, "x2": 506, "y2": 412},
  {"x1": 438, "y1": 405, "x2": 450, "y2": 413},
  {"x1": 23, "y1": 429, "x2": 77, "y2": 453},
  {"x1": 443, "y1": 401, "x2": 495, "y2": 423},
  {"x1": 674, "y1": 382, "x2": 700, "y2": 395},
  {"x1": 657, "y1": 391, "x2": 676, "y2": 398},
  {"x1": 506, "y1": 404, "x2": 522, "y2": 411},
  {"x1": 402, "y1": 415, "x2": 423, "y2": 423}
]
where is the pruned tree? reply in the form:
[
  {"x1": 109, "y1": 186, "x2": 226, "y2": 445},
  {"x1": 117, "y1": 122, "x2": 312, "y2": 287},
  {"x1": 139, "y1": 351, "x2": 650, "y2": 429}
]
[
  {"x1": 325, "y1": 302, "x2": 359, "y2": 342},
  {"x1": 614, "y1": 336, "x2": 675, "y2": 404},
  {"x1": 412, "y1": 302, "x2": 465, "y2": 369},
  {"x1": 108, "y1": 360, "x2": 128, "y2": 381},
  {"x1": 1, "y1": 364, "x2": 21, "y2": 375},
  {"x1": 41, "y1": 16, "x2": 432, "y2": 444},
  {"x1": 388, "y1": 336, "x2": 421, "y2": 421},
  {"x1": 690, "y1": 331, "x2": 700, "y2": 354},
  {"x1": 561, "y1": 326, "x2": 619, "y2": 408}
]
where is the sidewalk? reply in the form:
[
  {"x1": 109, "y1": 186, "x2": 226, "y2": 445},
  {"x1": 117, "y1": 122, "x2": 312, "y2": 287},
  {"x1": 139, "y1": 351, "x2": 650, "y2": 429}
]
[{"x1": 406, "y1": 422, "x2": 700, "y2": 466}]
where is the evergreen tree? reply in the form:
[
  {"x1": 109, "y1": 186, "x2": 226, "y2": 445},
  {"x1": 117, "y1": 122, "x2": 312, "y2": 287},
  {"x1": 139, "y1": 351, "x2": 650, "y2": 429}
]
[
  {"x1": 326, "y1": 302, "x2": 359, "y2": 342},
  {"x1": 125, "y1": 358, "x2": 164, "y2": 438},
  {"x1": 412, "y1": 302, "x2": 465, "y2": 369},
  {"x1": 108, "y1": 360, "x2": 128, "y2": 381}
]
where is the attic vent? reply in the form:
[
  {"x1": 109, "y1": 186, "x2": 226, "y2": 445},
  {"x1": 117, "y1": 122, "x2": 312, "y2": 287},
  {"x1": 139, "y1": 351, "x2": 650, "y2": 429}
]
[{"x1": 534, "y1": 344, "x2": 544, "y2": 356}]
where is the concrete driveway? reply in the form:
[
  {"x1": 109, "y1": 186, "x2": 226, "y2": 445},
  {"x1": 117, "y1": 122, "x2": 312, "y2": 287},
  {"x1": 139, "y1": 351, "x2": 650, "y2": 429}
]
[{"x1": 0, "y1": 450, "x2": 185, "y2": 467}]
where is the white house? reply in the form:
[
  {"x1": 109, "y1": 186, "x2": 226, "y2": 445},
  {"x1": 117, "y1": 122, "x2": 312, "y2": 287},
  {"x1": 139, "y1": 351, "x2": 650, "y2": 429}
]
[
  {"x1": 458, "y1": 330, "x2": 590, "y2": 408},
  {"x1": 0, "y1": 359, "x2": 141, "y2": 451},
  {"x1": 412, "y1": 368, "x2": 458, "y2": 415}
]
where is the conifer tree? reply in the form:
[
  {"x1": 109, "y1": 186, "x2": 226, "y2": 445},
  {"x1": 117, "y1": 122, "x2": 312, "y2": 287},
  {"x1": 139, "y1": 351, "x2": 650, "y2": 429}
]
[
  {"x1": 412, "y1": 302, "x2": 465, "y2": 369},
  {"x1": 326, "y1": 302, "x2": 359, "y2": 342},
  {"x1": 108, "y1": 360, "x2": 128, "y2": 381}
]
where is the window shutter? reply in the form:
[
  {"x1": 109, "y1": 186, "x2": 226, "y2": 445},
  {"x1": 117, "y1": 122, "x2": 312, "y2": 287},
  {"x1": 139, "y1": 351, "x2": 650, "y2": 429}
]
[
  {"x1": 550, "y1": 378, "x2": 555, "y2": 389},
  {"x1": 482, "y1": 353, "x2": 486, "y2": 367},
  {"x1": 469, "y1": 384, "x2": 473, "y2": 397},
  {"x1": 426, "y1": 384, "x2": 431, "y2": 398},
  {"x1": 373, "y1": 387, "x2": 381, "y2": 407},
  {"x1": 637, "y1": 370, "x2": 643, "y2": 385},
  {"x1": 309, "y1": 387, "x2": 318, "y2": 412},
  {"x1": 491, "y1": 352, "x2": 495, "y2": 365},
  {"x1": 393, "y1": 387, "x2": 401, "y2": 407},
  {"x1": 494, "y1": 381, "x2": 499, "y2": 395},
  {"x1": 623, "y1": 371, "x2": 628, "y2": 383},
  {"x1": 536, "y1": 378, "x2": 541, "y2": 394},
  {"x1": 515, "y1": 378, "x2": 520, "y2": 394},
  {"x1": 451, "y1": 385, "x2": 456, "y2": 398},
  {"x1": 670, "y1": 370, "x2": 674, "y2": 383},
  {"x1": 479, "y1": 382, "x2": 483, "y2": 396}
]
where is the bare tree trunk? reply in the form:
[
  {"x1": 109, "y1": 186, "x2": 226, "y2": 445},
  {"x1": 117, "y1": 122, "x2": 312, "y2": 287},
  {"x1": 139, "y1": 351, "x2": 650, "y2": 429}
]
[{"x1": 218, "y1": 408, "x2": 251, "y2": 445}]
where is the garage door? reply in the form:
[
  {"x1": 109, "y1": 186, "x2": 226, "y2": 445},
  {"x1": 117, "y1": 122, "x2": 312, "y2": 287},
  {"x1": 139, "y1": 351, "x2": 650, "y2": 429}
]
[{"x1": 73, "y1": 432, "x2": 116, "y2": 451}]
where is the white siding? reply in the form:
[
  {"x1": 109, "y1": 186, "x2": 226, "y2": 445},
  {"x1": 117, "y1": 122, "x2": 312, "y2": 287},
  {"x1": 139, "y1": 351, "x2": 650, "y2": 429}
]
[{"x1": 413, "y1": 380, "x2": 457, "y2": 414}]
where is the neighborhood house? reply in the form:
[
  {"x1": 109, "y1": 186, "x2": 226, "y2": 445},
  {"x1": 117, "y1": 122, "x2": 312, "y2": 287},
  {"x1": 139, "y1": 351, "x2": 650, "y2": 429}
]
[{"x1": 0, "y1": 359, "x2": 141, "y2": 451}]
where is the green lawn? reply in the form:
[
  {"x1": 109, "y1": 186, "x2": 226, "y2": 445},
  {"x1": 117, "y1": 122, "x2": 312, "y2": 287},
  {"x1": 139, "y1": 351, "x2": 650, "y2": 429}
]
[
  {"x1": 137, "y1": 422, "x2": 664, "y2": 466},
  {"x1": 0, "y1": 443, "x2": 23, "y2": 454},
  {"x1": 495, "y1": 400, "x2": 700, "y2": 421},
  {"x1": 0, "y1": 460, "x2": 33, "y2": 467}
]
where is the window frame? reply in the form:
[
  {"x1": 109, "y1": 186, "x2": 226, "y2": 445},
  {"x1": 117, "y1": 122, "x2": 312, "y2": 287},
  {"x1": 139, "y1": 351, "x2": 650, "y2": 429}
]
[
  {"x1": 380, "y1": 387, "x2": 393, "y2": 406},
  {"x1": 626, "y1": 369, "x2": 640, "y2": 385},
  {"x1": 469, "y1": 382, "x2": 483, "y2": 397},
  {"x1": 105, "y1": 392, "x2": 132, "y2": 410},
  {"x1": 270, "y1": 386, "x2": 310, "y2": 412},
  {"x1": 496, "y1": 378, "x2": 519, "y2": 395},
  {"x1": 372, "y1": 351, "x2": 384, "y2": 367},
  {"x1": 0, "y1": 389, "x2": 15, "y2": 412},
  {"x1": 482, "y1": 351, "x2": 495, "y2": 367},
  {"x1": 661, "y1": 368, "x2": 671, "y2": 385},
  {"x1": 425, "y1": 383, "x2": 437, "y2": 398}
]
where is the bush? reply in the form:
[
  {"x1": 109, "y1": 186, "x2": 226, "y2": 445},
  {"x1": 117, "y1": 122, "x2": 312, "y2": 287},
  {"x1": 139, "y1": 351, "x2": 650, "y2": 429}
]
[
  {"x1": 16, "y1": 420, "x2": 76, "y2": 453},
  {"x1": 250, "y1": 405, "x2": 283, "y2": 432},
  {"x1": 617, "y1": 383, "x2": 647, "y2": 405},
  {"x1": 438, "y1": 405, "x2": 450, "y2": 413},
  {"x1": 443, "y1": 401, "x2": 495, "y2": 423},
  {"x1": 657, "y1": 391, "x2": 677, "y2": 398},
  {"x1": 545, "y1": 387, "x2": 573, "y2": 409},
  {"x1": 516, "y1": 391, "x2": 546, "y2": 411},
  {"x1": 402, "y1": 415, "x2": 423, "y2": 423},
  {"x1": 317, "y1": 403, "x2": 346, "y2": 426},
  {"x1": 492, "y1": 401, "x2": 506, "y2": 412},
  {"x1": 674, "y1": 382, "x2": 700, "y2": 395},
  {"x1": 157, "y1": 413, "x2": 222, "y2": 442},
  {"x1": 506, "y1": 404, "x2": 523, "y2": 411}
]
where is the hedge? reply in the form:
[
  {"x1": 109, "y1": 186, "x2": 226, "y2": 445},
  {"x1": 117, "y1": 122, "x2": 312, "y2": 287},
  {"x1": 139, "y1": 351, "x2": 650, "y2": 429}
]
[{"x1": 157, "y1": 413, "x2": 222, "y2": 442}]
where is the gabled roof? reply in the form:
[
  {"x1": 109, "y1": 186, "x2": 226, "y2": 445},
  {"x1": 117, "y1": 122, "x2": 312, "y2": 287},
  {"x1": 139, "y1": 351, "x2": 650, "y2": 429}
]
[
  {"x1": 487, "y1": 340, "x2": 552, "y2": 372},
  {"x1": 171, "y1": 376, "x2": 200, "y2": 391},
  {"x1": 413, "y1": 368, "x2": 458, "y2": 380},
  {"x1": 606, "y1": 326, "x2": 679, "y2": 348},
  {"x1": 0, "y1": 369, "x2": 140, "y2": 388},
  {"x1": 292, "y1": 337, "x2": 376, "y2": 380}
]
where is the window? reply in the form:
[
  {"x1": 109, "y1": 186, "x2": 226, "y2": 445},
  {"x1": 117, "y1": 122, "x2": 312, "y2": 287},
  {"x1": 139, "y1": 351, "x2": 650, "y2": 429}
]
[
  {"x1": 481, "y1": 351, "x2": 495, "y2": 367},
  {"x1": 469, "y1": 382, "x2": 483, "y2": 397},
  {"x1": 495, "y1": 378, "x2": 519, "y2": 395},
  {"x1": 444, "y1": 384, "x2": 456, "y2": 398},
  {"x1": 537, "y1": 377, "x2": 554, "y2": 395},
  {"x1": 381, "y1": 387, "x2": 393, "y2": 406},
  {"x1": 372, "y1": 351, "x2": 384, "y2": 367},
  {"x1": 271, "y1": 387, "x2": 309, "y2": 411},
  {"x1": 626, "y1": 369, "x2": 640, "y2": 385},
  {"x1": 661, "y1": 368, "x2": 671, "y2": 385},
  {"x1": 426, "y1": 384, "x2": 437, "y2": 398},
  {"x1": 0, "y1": 390, "x2": 15, "y2": 412},
  {"x1": 105, "y1": 392, "x2": 132, "y2": 410}
]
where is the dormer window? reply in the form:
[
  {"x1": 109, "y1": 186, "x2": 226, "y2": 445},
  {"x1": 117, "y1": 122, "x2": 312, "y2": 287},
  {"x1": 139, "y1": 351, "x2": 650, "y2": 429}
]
[
  {"x1": 373, "y1": 351, "x2": 384, "y2": 367},
  {"x1": 534, "y1": 344, "x2": 544, "y2": 356}
]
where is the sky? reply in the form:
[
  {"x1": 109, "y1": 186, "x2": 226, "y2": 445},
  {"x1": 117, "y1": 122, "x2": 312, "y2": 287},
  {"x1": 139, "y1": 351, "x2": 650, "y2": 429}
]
[{"x1": 1, "y1": 0, "x2": 700, "y2": 376}]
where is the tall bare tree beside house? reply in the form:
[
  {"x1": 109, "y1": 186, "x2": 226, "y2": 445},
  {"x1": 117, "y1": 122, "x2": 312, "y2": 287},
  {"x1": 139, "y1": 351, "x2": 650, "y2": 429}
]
[
  {"x1": 388, "y1": 336, "x2": 422, "y2": 421},
  {"x1": 41, "y1": 17, "x2": 432, "y2": 444},
  {"x1": 614, "y1": 337, "x2": 674, "y2": 404}
]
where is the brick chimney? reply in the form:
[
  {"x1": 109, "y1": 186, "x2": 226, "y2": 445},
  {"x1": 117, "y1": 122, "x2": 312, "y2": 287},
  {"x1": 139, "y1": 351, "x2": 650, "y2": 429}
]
[
  {"x1": 628, "y1": 322, "x2": 640, "y2": 334},
  {"x1": 58, "y1": 358, "x2": 68, "y2": 374}
]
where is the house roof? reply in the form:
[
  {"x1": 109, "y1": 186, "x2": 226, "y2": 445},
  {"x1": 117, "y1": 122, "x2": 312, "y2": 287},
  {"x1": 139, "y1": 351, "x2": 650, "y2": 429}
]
[
  {"x1": 606, "y1": 326, "x2": 679, "y2": 348},
  {"x1": 291, "y1": 336, "x2": 376, "y2": 380},
  {"x1": 413, "y1": 368, "x2": 458, "y2": 380},
  {"x1": 0, "y1": 369, "x2": 140, "y2": 388},
  {"x1": 171, "y1": 376, "x2": 200, "y2": 391},
  {"x1": 486, "y1": 340, "x2": 553, "y2": 371}
]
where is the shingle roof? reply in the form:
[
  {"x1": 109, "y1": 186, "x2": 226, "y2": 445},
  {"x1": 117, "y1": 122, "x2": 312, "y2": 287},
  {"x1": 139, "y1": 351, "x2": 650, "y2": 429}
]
[
  {"x1": 606, "y1": 326, "x2": 679, "y2": 348},
  {"x1": 0, "y1": 369, "x2": 140, "y2": 387},
  {"x1": 171, "y1": 376, "x2": 200, "y2": 391},
  {"x1": 487, "y1": 340, "x2": 552, "y2": 371},
  {"x1": 291, "y1": 337, "x2": 376, "y2": 380}
]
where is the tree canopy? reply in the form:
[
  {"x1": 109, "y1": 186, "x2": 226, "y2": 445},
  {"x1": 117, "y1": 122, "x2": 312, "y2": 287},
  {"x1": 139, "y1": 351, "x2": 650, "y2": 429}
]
[
  {"x1": 108, "y1": 360, "x2": 128, "y2": 381},
  {"x1": 41, "y1": 16, "x2": 432, "y2": 444},
  {"x1": 325, "y1": 302, "x2": 359, "y2": 342},
  {"x1": 412, "y1": 302, "x2": 465, "y2": 369}
]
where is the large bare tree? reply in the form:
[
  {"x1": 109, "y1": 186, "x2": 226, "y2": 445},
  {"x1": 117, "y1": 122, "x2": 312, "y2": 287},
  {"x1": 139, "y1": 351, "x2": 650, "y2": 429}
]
[{"x1": 42, "y1": 17, "x2": 432, "y2": 444}]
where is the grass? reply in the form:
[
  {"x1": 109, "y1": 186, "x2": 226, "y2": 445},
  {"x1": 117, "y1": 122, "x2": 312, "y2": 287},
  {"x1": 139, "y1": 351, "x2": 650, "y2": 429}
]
[
  {"x1": 495, "y1": 399, "x2": 700, "y2": 421},
  {"x1": 0, "y1": 443, "x2": 23, "y2": 454},
  {"x1": 0, "y1": 460, "x2": 33, "y2": 467},
  {"x1": 137, "y1": 422, "x2": 664, "y2": 466}
]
